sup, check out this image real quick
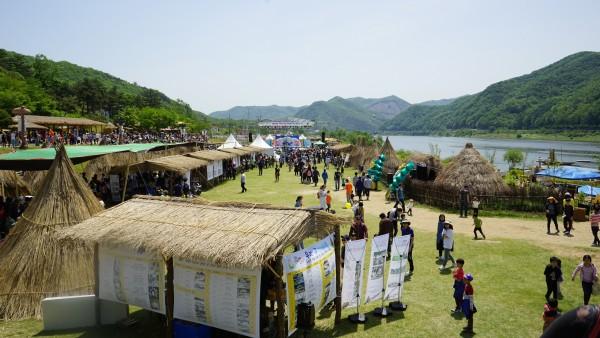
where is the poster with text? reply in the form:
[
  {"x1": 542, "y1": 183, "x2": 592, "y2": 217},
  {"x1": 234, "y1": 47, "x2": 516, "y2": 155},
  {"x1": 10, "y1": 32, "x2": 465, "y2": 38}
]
[
  {"x1": 365, "y1": 233, "x2": 389, "y2": 304},
  {"x1": 207, "y1": 162, "x2": 214, "y2": 180},
  {"x1": 173, "y1": 259, "x2": 260, "y2": 338},
  {"x1": 283, "y1": 235, "x2": 336, "y2": 336},
  {"x1": 98, "y1": 246, "x2": 165, "y2": 314},
  {"x1": 341, "y1": 239, "x2": 367, "y2": 309},
  {"x1": 384, "y1": 235, "x2": 411, "y2": 302},
  {"x1": 216, "y1": 160, "x2": 223, "y2": 177}
]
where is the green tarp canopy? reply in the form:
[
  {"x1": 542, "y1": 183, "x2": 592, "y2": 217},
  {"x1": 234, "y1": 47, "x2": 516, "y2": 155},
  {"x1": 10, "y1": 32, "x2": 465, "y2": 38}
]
[{"x1": 0, "y1": 143, "x2": 174, "y2": 170}]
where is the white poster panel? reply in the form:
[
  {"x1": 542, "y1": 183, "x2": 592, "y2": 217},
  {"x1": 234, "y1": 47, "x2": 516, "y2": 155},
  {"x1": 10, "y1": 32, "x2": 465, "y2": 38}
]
[
  {"x1": 384, "y1": 235, "x2": 411, "y2": 302},
  {"x1": 364, "y1": 233, "x2": 389, "y2": 304},
  {"x1": 216, "y1": 160, "x2": 223, "y2": 177},
  {"x1": 173, "y1": 259, "x2": 261, "y2": 338},
  {"x1": 341, "y1": 239, "x2": 367, "y2": 309},
  {"x1": 283, "y1": 235, "x2": 336, "y2": 336},
  {"x1": 206, "y1": 162, "x2": 214, "y2": 181},
  {"x1": 98, "y1": 246, "x2": 166, "y2": 314}
]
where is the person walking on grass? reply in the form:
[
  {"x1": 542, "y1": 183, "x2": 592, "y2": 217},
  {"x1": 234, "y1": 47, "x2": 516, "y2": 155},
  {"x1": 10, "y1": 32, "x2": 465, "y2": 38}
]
[
  {"x1": 401, "y1": 220, "x2": 415, "y2": 274},
  {"x1": 240, "y1": 173, "x2": 247, "y2": 193},
  {"x1": 355, "y1": 174, "x2": 364, "y2": 201},
  {"x1": 312, "y1": 167, "x2": 320, "y2": 187},
  {"x1": 349, "y1": 215, "x2": 368, "y2": 240},
  {"x1": 546, "y1": 196, "x2": 560, "y2": 234},
  {"x1": 378, "y1": 213, "x2": 397, "y2": 256},
  {"x1": 436, "y1": 214, "x2": 446, "y2": 260},
  {"x1": 572, "y1": 255, "x2": 598, "y2": 305},
  {"x1": 325, "y1": 190, "x2": 332, "y2": 212},
  {"x1": 473, "y1": 215, "x2": 486, "y2": 239},
  {"x1": 334, "y1": 169, "x2": 341, "y2": 191},
  {"x1": 439, "y1": 221, "x2": 456, "y2": 270},
  {"x1": 459, "y1": 185, "x2": 470, "y2": 218},
  {"x1": 345, "y1": 178, "x2": 353, "y2": 203},
  {"x1": 591, "y1": 205, "x2": 600, "y2": 246},
  {"x1": 544, "y1": 256, "x2": 562, "y2": 302},
  {"x1": 322, "y1": 169, "x2": 328, "y2": 187},
  {"x1": 452, "y1": 258, "x2": 465, "y2": 313},
  {"x1": 318, "y1": 185, "x2": 327, "y2": 210},
  {"x1": 462, "y1": 274, "x2": 476, "y2": 333},
  {"x1": 275, "y1": 166, "x2": 280, "y2": 182},
  {"x1": 563, "y1": 192, "x2": 574, "y2": 235},
  {"x1": 363, "y1": 175, "x2": 372, "y2": 201},
  {"x1": 394, "y1": 184, "x2": 405, "y2": 211}
]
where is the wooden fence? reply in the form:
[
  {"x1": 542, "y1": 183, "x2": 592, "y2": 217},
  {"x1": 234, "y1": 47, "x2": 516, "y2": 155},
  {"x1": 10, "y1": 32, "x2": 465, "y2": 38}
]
[{"x1": 404, "y1": 180, "x2": 549, "y2": 212}]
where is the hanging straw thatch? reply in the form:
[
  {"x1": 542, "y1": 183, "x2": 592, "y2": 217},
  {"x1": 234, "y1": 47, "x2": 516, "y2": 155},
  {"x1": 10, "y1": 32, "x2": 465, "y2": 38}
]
[
  {"x1": 135, "y1": 155, "x2": 208, "y2": 174},
  {"x1": 349, "y1": 144, "x2": 379, "y2": 169},
  {"x1": 59, "y1": 195, "x2": 345, "y2": 270},
  {"x1": 0, "y1": 144, "x2": 104, "y2": 319},
  {"x1": 0, "y1": 170, "x2": 31, "y2": 197},
  {"x1": 379, "y1": 137, "x2": 400, "y2": 177},
  {"x1": 330, "y1": 143, "x2": 354, "y2": 153},
  {"x1": 22, "y1": 170, "x2": 46, "y2": 195},
  {"x1": 433, "y1": 143, "x2": 507, "y2": 195}
]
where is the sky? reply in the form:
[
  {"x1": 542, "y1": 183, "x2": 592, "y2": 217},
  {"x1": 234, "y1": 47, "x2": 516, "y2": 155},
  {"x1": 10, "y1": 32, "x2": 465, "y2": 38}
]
[{"x1": 1, "y1": 0, "x2": 600, "y2": 114}]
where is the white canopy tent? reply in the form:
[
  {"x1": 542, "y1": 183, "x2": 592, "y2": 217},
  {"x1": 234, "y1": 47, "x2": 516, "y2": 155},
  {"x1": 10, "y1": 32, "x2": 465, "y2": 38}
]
[
  {"x1": 218, "y1": 134, "x2": 243, "y2": 149},
  {"x1": 265, "y1": 134, "x2": 274, "y2": 146},
  {"x1": 250, "y1": 135, "x2": 274, "y2": 156}
]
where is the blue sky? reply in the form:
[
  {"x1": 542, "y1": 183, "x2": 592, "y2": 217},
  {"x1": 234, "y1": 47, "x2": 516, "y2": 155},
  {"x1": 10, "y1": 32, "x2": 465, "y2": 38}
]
[{"x1": 1, "y1": 0, "x2": 599, "y2": 114}]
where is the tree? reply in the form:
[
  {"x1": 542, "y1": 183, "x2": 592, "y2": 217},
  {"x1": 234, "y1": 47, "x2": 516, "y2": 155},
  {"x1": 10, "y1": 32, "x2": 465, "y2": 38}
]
[{"x1": 503, "y1": 149, "x2": 524, "y2": 169}]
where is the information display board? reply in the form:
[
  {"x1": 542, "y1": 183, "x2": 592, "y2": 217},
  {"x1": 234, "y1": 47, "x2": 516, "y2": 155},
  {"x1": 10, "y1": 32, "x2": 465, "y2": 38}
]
[
  {"x1": 364, "y1": 234, "x2": 389, "y2": 304},
  {"x1": 207, "y1": 162, "x2": 214, "y2": 181},
  {"x1": 341, "y1": 239, "x2": 367, "y2": 309},
  {"x1": 384, "y1": 235, "x2": 411, "y2": 302},
  {"x1": 98, "y1": 246, "x2": 166, "y2": 314},
  {"x1": 283, "y1": 235, "x2": 336, "y2": 336},
  {"x1": 173, "y1": 259, "x2": 261, "y2": 338}
]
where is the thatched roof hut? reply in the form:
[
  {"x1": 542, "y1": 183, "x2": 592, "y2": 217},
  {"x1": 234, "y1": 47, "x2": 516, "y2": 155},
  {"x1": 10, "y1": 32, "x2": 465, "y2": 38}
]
[
  {"x1": 330, "y1": 143, "x2": 354, "y2": 153},
  {"x1": 0, "y1": 170, "x2": 31, "y2": 197},
  {"x1": 379, "y1": 138, "x2": 400, "y2": 177},
  {"x1": 434, "y1": 143, "x2": 507, "y2": 195},
  {"x1": 135, "y1": 155, "x2": 208, "y2": 175},
  {"x1": 59, "y1": 196, "x2": 343, "y2": 269},
  {"x1": 349, "y1": 145, "x2": 379, "y2": 169},
  {"x1": 0, "y1": 145, "x2": 104, "y2": 319}
]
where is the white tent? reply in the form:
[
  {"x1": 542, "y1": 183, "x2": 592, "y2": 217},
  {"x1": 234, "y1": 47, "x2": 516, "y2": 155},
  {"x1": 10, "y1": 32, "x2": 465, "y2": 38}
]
[
  {"x1": 250, "y1": 135, "x2": 274, "y2": 156},
  {"x1": 298, "y1": 134, "x2": 306, "y2": 140},
  {"x1": 218, "y1": 134, "x2": 242, "y2": 149},
  {"x1": 265, "y1": 134, "x2": 274, "y2": 146}
]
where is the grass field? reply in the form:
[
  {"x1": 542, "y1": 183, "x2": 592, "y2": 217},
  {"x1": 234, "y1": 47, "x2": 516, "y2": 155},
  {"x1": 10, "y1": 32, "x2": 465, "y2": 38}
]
[{"x1": 1, "y1": 165, "x2": 595, "y2": 337}]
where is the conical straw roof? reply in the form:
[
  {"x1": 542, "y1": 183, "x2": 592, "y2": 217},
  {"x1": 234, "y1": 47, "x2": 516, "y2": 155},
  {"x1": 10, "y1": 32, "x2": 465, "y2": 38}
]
[
  {"x1": 434, "y1": 143, "x2": 507, "y2": 195},
  {"x1": 379, "y1": 137, "x2": 400, "y2": 178},
  {"x1": 0, "y1": 144, "x2": 103, "y2": 319},
  {"x1": 0, "y1": 170, "x2": 31, "y2": 197}
]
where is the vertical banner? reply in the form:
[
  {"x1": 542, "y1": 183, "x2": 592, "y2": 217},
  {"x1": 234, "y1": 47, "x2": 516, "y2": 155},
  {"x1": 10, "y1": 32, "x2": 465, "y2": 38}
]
[
  {"x1": 384, "y1": 235, "x2": 411, "y2": 302},
  {"x1": 173, "y1": 259, "x2": 261, "y2": 338},
  {"x1": 207, "y1": 162, "x2": 214, "y2": 180},
  {"x1": 341, "y1": 239, "x2": 367, "y2": 309},
  {"x1": 216, "y1": 160, "x2": 223, "y2": 177},
  {"x1": 283, "y1": 235, "x2": 336, "y2": 336},
  {"x1": 364, "y1": 233, "x2": 389, "y2": 304},
  {"x1": 98, "y1": 246, "x2": 166, "y2": 314}
]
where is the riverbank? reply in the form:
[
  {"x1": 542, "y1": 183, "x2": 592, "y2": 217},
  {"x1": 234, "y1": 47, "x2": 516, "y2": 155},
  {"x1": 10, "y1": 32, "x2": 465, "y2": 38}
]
[{"x1": 431, "y1": 130, "x2": 600, "y2": 143}]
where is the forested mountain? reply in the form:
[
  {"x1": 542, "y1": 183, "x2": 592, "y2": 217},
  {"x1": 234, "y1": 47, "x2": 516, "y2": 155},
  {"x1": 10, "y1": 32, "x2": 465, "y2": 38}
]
[
  {"x1": 0, "y1": 49, "x2": 210, "y2": 131},
  {"x1": 211, "y1": 105, "x2": 301, "y2": 120},
  {"x1": 347, "y1": 95, "x2": 411, "y2": 120},
  {"x1": 417, "y1": 97, "x2": 456, "y2": 106},
  {"x1": 295, "y1": 96, "x2": 380, "y2": 131},
  {"x1": 383, "y1": 52, "x2": 600, "y2": 132}
]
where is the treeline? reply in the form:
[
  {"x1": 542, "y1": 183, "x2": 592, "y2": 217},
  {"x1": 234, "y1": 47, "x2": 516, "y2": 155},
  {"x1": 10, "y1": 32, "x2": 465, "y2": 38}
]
[{"x1": 0, "y1": 49, "x2": 210, "y2": 131}]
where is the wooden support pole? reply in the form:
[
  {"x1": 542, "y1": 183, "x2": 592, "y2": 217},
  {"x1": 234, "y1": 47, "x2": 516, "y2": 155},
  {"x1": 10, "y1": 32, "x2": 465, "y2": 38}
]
[
  {"x1": 121, "y1": 165, "x2": 130, "y2": 202},
  {"x1": 94, "y1": 243, "x2": 101, "y2": 326},
  {"x1": 334, "y1": 223, "x2": 342, "y2": 323},
  {"x1": 274, "y1": 252, "x2": 286, "y2": 338},
  {"x1": 165, "y1": 258, "x2": 174, "y2": 338}
]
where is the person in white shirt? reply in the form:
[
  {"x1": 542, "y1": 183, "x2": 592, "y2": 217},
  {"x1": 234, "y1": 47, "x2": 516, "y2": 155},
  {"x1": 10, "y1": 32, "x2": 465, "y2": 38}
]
[
  {"x1": 472, "y1": 196, "x2": 480, "y2": 217},
  {"x1": 240, "y1": 173, "x2": 247, "y2": 193},
  {"x1": 440, "y1": 221, "x2": 456, "y2": 270}
]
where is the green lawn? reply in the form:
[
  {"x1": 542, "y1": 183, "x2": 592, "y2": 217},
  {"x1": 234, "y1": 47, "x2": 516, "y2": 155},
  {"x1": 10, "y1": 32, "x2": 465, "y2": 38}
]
[{"x1": 1, "y1": 165, "x2": 592, "y2": 337}]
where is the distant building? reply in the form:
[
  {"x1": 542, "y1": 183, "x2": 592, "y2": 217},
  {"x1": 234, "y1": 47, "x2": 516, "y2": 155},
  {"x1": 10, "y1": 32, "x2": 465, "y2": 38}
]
[{"x1": 258, "y1": 118, "x2": 314, "y2": 129}]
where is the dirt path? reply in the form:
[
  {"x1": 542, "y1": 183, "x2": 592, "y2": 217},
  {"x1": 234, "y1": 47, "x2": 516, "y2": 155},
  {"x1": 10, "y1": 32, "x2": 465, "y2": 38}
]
[{"x1": 328, "y1": 186, "x2": 597, "y2": 258}]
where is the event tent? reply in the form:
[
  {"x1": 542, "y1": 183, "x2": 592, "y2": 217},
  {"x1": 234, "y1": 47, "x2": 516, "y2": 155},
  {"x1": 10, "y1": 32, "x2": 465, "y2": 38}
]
[
  {"x1": 578, "y1": 185, "x2": 600, "y2": 197},
  {"x1": 250, "y1": 135, "x2": 274, "y2": 156},
  {"x1": 218, "y1": 134, "x2": 242, "y2": 149},
  {"x1": 536, "y1": 166, "x2": 600, "y2": 180},
  {"x1": 265, "y1": 134, "x2": 274, "y2": 146}
]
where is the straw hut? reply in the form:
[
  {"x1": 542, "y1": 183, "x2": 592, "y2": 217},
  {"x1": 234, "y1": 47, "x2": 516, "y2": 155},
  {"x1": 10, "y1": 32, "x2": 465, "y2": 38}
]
[
  {"x1": 379, "y1": 137, "x2": 400, "y2": 178},
  {"x1": 408, "y1": 152, "x2": 442, "y2": 181},
  {"x1": 349, "y1": 144, "x2": 379, "y2": 169},
  {"x1": 0, "y1": 170, "x2": 31, "y2": 197},
  {"x1": 22, "y1": 170, "x2": 47, "y2": 195},
  {"x1": 0, "y1": 145, "x2": 104, "y2": 319},
  {"x1": 434, "y1": 143, "x2": 507, "y2": 195}
]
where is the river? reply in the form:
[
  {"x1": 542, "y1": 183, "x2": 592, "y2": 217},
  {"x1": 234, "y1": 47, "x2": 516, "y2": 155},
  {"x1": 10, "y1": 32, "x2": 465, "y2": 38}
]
[{"x1": 384, "y1": 135, "x2": 600, "y2": 172}]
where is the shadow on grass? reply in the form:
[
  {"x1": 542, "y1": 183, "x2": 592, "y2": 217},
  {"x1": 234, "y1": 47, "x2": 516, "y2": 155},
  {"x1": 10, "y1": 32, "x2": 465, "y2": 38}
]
[
  {"x1": 320, "y1": 308, "x2": 407, "y2": 337},
  {"x1": 33, "y1": 309, "x2": 164, "y2": 338},
  {"x1": 460, "y1": 330, "x2": 476, "y2": 337}
]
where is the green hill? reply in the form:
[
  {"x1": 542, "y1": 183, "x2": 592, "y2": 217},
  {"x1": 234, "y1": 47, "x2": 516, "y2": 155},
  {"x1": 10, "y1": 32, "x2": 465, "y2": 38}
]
[
  {"x1": 347, "y1": 95, "x2": 411, "y2": 120},
  {"x1": 0, "y1": 49, "x2": 209, "y2": 131},
  {"x1": 295, "y1": 96, "x2": 380, "y2": 131},
  {"x1": 384, "y1": 51, "x2": 600, "y2": 132},
  {"x1": 211, "y1": 105, "x2": 301, "y2": 120}
]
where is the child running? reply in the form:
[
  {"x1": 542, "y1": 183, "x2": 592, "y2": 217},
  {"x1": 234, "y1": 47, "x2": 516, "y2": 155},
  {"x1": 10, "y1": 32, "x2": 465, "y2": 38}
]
[
  {"x1": 473, "y1": 215, "x2": 486, "y2": 239},
  {"x1": 544, "y1": 256, "x2": 562, "y2": 301},
  {"x1": 452, "y1": 258, "x2": 465, "y2": 313},
  {"x1": 325, "y1": 190, "x2": 332, "y2": 212},
  {"x1": 462, "y1": 274, "x2": 476, "y2": 333}
]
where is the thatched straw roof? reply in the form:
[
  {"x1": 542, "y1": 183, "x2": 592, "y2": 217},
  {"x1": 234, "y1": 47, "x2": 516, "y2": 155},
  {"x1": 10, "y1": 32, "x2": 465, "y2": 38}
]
[
  {"x1": 218, "y1": 148, "x2": 250, "y2": 156},
  {"x1": 434, "y1": 143, "x2": 507, "y2": 195},
  {"x1": 59, "y1": 196, "x2": 344, "y2": 269},
  {"x1": 22, "y1": 170, "x2": 46, "y2": 195},
  {"x1": 0, "y1": 170, "x2": 31, "y2": 197},
  {"x1": 349, "y1": 145, "x2": 379, "y2": 169},
  {"x1": 0, "y1": 145, "x2": 104, "y2": 319},
  {"x1": 12, "y1": 115, "x2": 106, "y2": 127},
  {"x1": 135, "y1": 155, "x2": 208, "y2": 174},
  {"x1": 187, "y1": 150, "x2": 235, "y2": 161},
  {"x1": 239, "y1": 146, "x2": 261, "y2": 154},
  {"x1": 330, "y1": 143, "x2": 354, "y2": 152},
  {"x1": 379, "y1": 138, "x2": 400, "y2": 177}
]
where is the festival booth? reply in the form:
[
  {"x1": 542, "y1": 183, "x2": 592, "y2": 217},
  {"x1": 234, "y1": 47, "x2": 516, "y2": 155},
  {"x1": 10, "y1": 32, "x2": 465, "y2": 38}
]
[
  {"x1": 218, "y1": 134, "x2": 243, "y2": 149},
  {"x1": 186, "y1": 150, "x2": 234, "y2": 187},
  {"x1": 250, "y1": 135, "x2": 274, "y2": 156},
  {"x1": 58, "y1": 196, "x2": 344, "y2": 338},
  {"x1": 536, "y1": 166, "x2": 600, "y2": 181},
  {"x1": 298, "y1": 135, "x2": 311, "y2": 148},
  {"x1": 273, "y1": 135, "x2": 302, "y2": 150},
  {"x1": 265, "y1": 134, "x2": 274, "y2": 146}
]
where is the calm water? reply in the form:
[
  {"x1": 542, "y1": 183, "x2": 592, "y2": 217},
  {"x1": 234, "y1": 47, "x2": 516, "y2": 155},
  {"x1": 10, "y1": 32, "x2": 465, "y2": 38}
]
[{"x1": 385, "y1": 135, "x2": 600, "y2": 172}]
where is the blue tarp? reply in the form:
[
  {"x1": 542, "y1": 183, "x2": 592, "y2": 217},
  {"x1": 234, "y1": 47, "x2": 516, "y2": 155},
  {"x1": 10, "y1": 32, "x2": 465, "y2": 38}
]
[
  {"x1": 578, "y1": 185, "x2": 600, "y2": 196},
  {"x1": 536, "y1": 166, "x2": 600, "y2": 180}
]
